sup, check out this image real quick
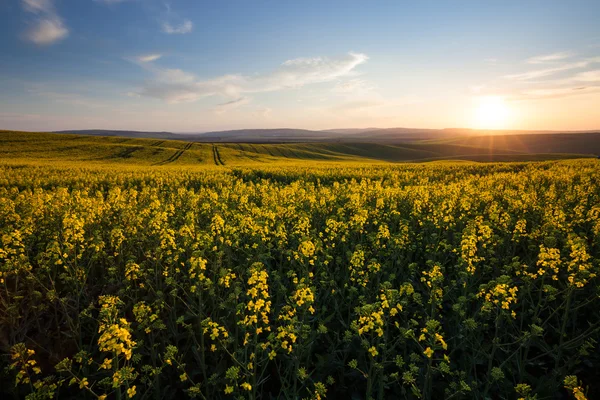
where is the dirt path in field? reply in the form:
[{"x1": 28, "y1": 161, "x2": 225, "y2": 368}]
[
  {"x1": 155, "y1": 142, "x2": 193, "y2": 165},
  {"x1": 212, "y1": 145, "x2": 225, "y2": 165}
]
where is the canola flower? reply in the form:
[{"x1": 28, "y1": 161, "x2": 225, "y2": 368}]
[
  {"x1": 218, "y1": 269, "x2": 237, "y2": 288},
  {"x1": 564, "y1": 376, "x2": 588, "y2": 400},
  {"x1": 127, "y1": 385, "x2": 137, "y2": 398},
  {"x1": 242, "y1": 262, "x2": 272, "y2": 330},
  {"x1": 478, "y1": 283, "x2": 519, "y2": 318},
  {"x1": 1, "y1": 159, "x2": 599, "y2": 400},
  {"x1": 97, "y1": 296, "x2": 136, "y2": 361},
  {"x1": 9, "y1": 344, "x2": 41, "y2": 385},
  {"x1": 203, "y1": 318, "x2": 229, "y2": 341}
]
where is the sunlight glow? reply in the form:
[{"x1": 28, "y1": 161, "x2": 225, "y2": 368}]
[{"x1": 473, "y1": 96, "x2": 511, "y2": 130}]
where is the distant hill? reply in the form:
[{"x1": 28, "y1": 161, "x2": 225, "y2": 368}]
[
  {"x1": 54, "y1": 129, "x2": 185, "y2": 140},
  {"x1": 196, "y1": 128, "x2": 340, "y2": 141},
  {"x1": 427, "y1": 132, "x2": 600, "y2": 155},
  {"x1": 2, "y1": 130, "x2": 598, "y2": 167},
  {"x1": 320, "y1": 128, "x2": 382, "y2": 135},
  {"x1": 53, "y1": 127, "x2": 600, "y2": 144},
  {"x1": 55, "y1": 128, "x2": 343, "y2": 142},
  {"x1": 346, "y1": 127, "x2": 450, "y2": 141}
]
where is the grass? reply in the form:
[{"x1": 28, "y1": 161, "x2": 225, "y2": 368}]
[{"x1": 1, "y1": 130, "x2": 595, "y2": 167}]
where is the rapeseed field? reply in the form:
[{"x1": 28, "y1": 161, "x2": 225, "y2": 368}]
[{"x1": 1, "y1": 158, "x2": 599, "y2": 399}]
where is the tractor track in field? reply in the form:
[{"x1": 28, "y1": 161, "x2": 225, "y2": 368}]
[
  {"x1": 154, "y1": 142, "x2": 193, "y2": 165},
  {"x1": 213, "y1": 145, "x2": 225, "y2": 166}
]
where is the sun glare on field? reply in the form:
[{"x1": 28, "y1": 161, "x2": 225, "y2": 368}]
[{"x1": 473, "y1": 96, "x2": 511, "y2": 130}]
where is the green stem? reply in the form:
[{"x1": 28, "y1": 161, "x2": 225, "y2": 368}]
[
  {"x1": 555, "y1": 289, "x2": 573, "y2": 371},
  {"x1": 482, "y1": 311, "x2": 500, "y2": 397}
]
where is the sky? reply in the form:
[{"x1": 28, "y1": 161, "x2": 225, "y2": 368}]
[{"x1": 1, "y1": 0, "x2": 600, "y2": 133}]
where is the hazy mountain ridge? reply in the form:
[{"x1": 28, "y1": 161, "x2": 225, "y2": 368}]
[
  {"x1": 53, "y1": 127, "x2": 600, "y2": 144},
  {"x1": 54, "y1": 130, "x2": 183, "y2": 139}
]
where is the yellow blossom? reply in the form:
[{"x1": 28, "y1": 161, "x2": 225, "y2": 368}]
[
  {"x1": 127, "y1": 385, "x2": 136, "y2": 398},
  {"x1": 424, "y1": 347, "x2": 434, "y2": 358}
]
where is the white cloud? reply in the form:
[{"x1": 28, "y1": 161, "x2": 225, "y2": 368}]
[
  {"x1": 133, "y1": 52, "x2": 369, "y2": 104},
  {"x1": 159, "y1": 3, "x2": 193, "y2": 35},
  {"x1": 137, "y1": 69, "x2": 244, "y2": 103},
  {"x1": 21, "y1": 0, "x2": 68, "y2": 45},
  {"x1": 572, "y1": 69, "x2": 600, "y2": 82},
  {"x1": 26, "y1": 18, "x2": 68, "y2": 45},
  {"x1": 504, "y1": 61, "x2": 590, "y2": 81},
  {"x1": 162, "y1": 20, "x2": 193, "y2": 34},
  {"x1": 137, "y1": 54, "x2": 162, "y2": 63},
  {"x1": 333, "y1": 79, "x2": 373, "y2": 93},
  {"x1": 95, "y1": 1, "x2": 192, "y2": 35},
  {"x1": 509, "y1": 67, "x2": 600, "y2": 100},
  {"x1": 243, "y1": 52, "x2": 368, "y2": 92},
  {"x1": 500, "y1": 53, "x2": 600, "y2": 101},
  {"x1": 212, "y1": 97, "x2": 251, "y2": 114},
  {"x1": 23, "y1": 0, "x2": 53, "y2": 14},
  {"x1": 520, "y1": 86, "x2": 599, "y2": 99},
  {"x1": 527, "y1": 52, "x2": 573, "y2": 64}
]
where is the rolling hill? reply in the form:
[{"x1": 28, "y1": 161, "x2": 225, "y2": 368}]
[
  {"x1": 54, "y1": 127, "x2": 600, "y2": 145},
  {"x1": 422, "y1": 132, "x2": 600, "y2": 155},
  {"x1": 1, "y1": 130, "x2": 598, "y2": 167}
]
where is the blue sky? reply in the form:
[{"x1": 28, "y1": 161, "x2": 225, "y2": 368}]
[{"x1": 1, "y1": 0, "x2": 599, "y2": 132}]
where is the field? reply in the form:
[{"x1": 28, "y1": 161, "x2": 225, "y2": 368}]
[
  {"x1": 1, "y1": 131, "x2": 600, "y2": 399},
  {"x1": 1, "y1": 130, "x2": 598, "y2": 166}
]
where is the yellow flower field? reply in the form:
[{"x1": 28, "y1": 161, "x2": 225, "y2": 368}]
[{"x1": 1, "y1": 159, "x2": 599, "y2": 399}]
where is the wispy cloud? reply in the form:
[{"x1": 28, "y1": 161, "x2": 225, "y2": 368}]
[
  {"x1": 502, "y1": 51, "x2": 600, "y2": 84},
  {"x1": 248, "y1": 52, "x2": 368, "y2": 91},
  {"x1": 137, "y1": 54, "x2": 162, "y2": 63},
  {"x1": 132, "y1": 52, "x2": 369, "y2": 104},
  {"x1": 519, "y1": 86, "x2": 600, "y2": 99},
  {"x1": 504, "y1": 61, "x2": 589, "y2": 81},
  {"x1": 212, "y1": 97, "x2": 251, "y2": 114},
  {"x1": 333, "y1": 79, "x2": 374, "y2": 93},
  {"x1": 26, "y1": 18, "x2": 69, "y2": 45},
  {"x1": 95, "y1": 0, "x2": 193, "y2": 35},
  {"x1": 137, "y1": 70, "x2": 243, "y2": 103},
  {"x1": 21, "y1": 0, "x2": 68, "y2": 45},
  {"x1": 503, "y1": 53, "x2": 600, "y2": 100},
  {"x1": 572, "y1": 69, "x2": 600, "y2": 82},
  {"x1": 94, "y1": 0, "x2": 132, "y2": 4},
  {"x1": 22, "y1": 0, "x2": 52, "y2": 13},
  {"x1": 160, "y1": 4, "x2": 193, "y2": 35},
  {"x1": 162, "y1": 20, "x2": 193, "y2": 34},
  {"x1": 527, "y1": 52, "x2": 573, "y2": 64}
]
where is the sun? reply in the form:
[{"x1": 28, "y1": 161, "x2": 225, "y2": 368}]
[{"x1": 473, "y1": 96, "x2": 511, "y2": 130}]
